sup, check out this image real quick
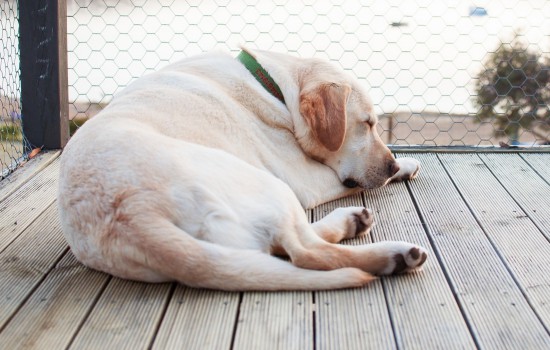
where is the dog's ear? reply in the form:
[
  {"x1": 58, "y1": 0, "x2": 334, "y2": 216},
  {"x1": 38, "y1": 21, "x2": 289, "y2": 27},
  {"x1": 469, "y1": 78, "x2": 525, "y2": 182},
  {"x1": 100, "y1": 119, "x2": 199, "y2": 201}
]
[{"x1": 299, "y1": 83, "x2": 351, "y2": 152}]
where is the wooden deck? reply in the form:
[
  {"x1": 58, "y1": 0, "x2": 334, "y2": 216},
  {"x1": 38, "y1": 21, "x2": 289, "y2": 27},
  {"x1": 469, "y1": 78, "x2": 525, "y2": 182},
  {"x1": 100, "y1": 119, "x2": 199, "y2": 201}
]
[{"x1": 1, "y1": 150, "x2": 550, "y2": 349}]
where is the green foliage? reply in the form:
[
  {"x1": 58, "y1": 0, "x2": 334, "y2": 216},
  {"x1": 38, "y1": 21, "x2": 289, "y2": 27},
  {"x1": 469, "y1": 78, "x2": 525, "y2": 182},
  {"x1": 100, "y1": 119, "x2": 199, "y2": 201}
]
[
  {"x1": 1, "y1": 117, "x2": 87, "y2": 141},
  {"x1": 70, "y1": 118, "x2": 87, "y2": 136},
  {"x1": 474, "y1": 36, "x2": 550, "y2": 142},
  {"x1": 0, "y1": 123, "x2": 22, "y2": 141}
]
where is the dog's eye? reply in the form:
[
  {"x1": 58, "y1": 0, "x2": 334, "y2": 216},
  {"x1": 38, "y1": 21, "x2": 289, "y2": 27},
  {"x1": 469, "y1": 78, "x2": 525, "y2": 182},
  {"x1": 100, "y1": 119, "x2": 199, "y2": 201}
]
[{"x1": 363, "y1": 116, "x2": 377, "y2": 128}]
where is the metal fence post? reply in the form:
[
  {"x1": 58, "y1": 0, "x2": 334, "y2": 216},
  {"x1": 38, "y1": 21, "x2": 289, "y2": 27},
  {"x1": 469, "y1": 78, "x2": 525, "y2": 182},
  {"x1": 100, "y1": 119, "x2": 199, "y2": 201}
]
[{"x1": 19, "y1": 0, "x2": 68, "y2": 150}]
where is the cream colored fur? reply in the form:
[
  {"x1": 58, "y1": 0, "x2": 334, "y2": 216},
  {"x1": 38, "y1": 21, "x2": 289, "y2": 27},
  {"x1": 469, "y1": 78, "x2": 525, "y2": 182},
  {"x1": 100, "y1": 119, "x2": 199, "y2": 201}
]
[{"x1": 58, "y1": 48, "x2": 427, "y2": 291}]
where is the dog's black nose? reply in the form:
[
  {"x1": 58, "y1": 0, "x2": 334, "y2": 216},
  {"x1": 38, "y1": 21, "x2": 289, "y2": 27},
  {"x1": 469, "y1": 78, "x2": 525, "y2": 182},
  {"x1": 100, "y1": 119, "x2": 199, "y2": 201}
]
[{"x1": 343, "y1": 178, "x2": 359, "y2": 188}]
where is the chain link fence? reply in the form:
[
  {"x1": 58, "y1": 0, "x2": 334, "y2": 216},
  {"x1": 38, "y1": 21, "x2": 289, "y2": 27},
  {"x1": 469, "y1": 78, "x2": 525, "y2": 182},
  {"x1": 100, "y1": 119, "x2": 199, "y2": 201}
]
[
  {"x1": 67, "y1": 0, "x2": 550, "y2": 147},
  {"x1": 0, "y1": 0, "x2": 24, "y2": 177}
]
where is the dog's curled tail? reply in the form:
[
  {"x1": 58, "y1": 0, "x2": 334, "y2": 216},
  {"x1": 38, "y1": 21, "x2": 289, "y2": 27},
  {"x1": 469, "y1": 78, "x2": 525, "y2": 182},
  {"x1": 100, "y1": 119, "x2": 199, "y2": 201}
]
[{"x1": 137, "y1": 222, "x2": 375, "y2": 291}]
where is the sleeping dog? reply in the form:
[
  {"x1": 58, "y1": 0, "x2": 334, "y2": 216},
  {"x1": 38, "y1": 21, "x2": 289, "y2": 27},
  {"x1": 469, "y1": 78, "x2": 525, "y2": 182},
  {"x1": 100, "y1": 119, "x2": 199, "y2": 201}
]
[{"x1": 58, "y1": 48, "x2": 426, "y2": 290}]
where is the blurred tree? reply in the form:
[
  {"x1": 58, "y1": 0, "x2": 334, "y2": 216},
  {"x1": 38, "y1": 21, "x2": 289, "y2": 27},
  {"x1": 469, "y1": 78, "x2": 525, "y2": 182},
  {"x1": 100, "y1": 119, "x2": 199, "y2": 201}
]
[{"x1": 474, "y1": 36, "x2": 550, "y2": 144}]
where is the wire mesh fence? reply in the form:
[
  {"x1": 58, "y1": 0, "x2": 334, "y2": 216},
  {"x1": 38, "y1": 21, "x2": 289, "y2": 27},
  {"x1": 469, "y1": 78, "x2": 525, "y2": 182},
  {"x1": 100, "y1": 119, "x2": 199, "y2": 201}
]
[
  {"x1": 0, "y1": 0, "x2": 24, "y2": 177},
  {"x1": 67, "y1": 0, "x2": 550, "y2": 147}
]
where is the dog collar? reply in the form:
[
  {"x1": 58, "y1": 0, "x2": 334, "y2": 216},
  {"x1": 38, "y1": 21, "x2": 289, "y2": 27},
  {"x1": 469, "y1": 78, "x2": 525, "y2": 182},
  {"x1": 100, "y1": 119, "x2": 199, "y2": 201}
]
[{"x1": 237, "y1": 50, "x2": 285, "y2": 104}]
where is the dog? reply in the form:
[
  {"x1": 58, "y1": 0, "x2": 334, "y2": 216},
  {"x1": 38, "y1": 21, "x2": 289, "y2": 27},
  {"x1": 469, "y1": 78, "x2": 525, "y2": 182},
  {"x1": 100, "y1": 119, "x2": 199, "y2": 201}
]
[{"x1": 58, "y1": 48, "x2": 427, "y2": 291}]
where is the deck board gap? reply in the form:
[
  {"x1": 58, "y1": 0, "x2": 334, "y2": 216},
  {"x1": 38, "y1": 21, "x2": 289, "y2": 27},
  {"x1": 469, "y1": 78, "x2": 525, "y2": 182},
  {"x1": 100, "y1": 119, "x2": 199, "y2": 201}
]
[
  {"x1": 308, "y1": 209, "x2": 317, "y2": 350},
  {"x1": 311, "y1": 304, "x2": 316, "y2": 350},
  {"x1": 229, "y1": 292, "x2": 244, "y2": 350},
  {"x1": 380, "y1": 279, "x2": 400, "y2": 350}
]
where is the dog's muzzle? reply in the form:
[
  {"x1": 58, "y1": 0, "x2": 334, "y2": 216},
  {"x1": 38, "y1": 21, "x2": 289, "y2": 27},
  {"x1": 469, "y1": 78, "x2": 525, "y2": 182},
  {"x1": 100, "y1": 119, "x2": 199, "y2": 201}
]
[{"x1": 343, "y1": 178, "x2": 359, "y2": 188}]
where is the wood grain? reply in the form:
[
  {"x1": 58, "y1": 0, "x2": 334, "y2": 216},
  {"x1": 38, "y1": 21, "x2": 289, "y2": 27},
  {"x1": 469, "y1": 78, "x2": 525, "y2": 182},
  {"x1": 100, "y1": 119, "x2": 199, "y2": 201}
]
[
  {"x1": 403, "y1": 153, "x2": 550, "y2": 349},
  {"x1": 363, "y1": 171, "x2": 476, "y2": 349},
  {"x1": 152, "y1": 287, "x2": 239, "y2": 350},
  {"x1": 314, "y1": 194, "x2": 396, "y2": 350},
  {"x1": 0, "y1": 158, "x2": 60, "y2": 253}
]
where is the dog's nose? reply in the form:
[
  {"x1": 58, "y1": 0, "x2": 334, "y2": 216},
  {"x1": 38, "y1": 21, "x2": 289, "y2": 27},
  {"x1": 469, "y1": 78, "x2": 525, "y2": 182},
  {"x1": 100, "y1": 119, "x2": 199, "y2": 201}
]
[
  {"x1": 390, "y1": 162, "x2": 400, "y2": 176},
  {"x1": 343, "y1": 178, "x2": 359, "y2": 188}
]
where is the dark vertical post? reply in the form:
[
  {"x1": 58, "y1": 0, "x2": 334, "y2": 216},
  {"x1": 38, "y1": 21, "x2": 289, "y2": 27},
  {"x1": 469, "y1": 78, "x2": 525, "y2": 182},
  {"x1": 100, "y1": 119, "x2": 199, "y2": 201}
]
[{"x1": 19, "y1": 0, "x2": 68, "y2": 150}]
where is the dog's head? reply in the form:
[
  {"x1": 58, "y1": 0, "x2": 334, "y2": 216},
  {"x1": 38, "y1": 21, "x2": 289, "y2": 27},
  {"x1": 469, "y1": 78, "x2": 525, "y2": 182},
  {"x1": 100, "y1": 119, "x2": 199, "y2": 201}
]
[
  {"x1": 297, "y1": 73, "x2": 399, "y2": 189},
  {"x1": 246, "y1": 48, "x2": 399, "y2": 190}
]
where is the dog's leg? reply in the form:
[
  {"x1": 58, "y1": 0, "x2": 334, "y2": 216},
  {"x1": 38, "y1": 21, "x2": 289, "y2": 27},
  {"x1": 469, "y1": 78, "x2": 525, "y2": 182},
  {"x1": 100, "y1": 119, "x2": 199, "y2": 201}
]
[
  {"x1": 291, "y1": 238, "x2": 428, "y2": 276},
  {"x1": 109, "y1": 217, "x2": 376, "y2": 291},
  {"x1": 291, "y1": 241, "x2": 428, "y2": 276},
  {"x1": 278, "y1": 214, "x2": 428, "y2": 276},
  {"x1": 390, "y1": 157, "x2": 421, "y2": 182},
  {"x1": 311, "y1": 207, "x2": 373, "y2": 243}
]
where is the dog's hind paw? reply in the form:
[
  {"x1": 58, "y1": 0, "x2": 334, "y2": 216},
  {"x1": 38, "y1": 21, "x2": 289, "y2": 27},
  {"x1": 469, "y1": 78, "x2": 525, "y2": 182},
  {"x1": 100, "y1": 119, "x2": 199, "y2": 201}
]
[{"x1": 377, "y1": 242, "x2": 428, "y2": 275}]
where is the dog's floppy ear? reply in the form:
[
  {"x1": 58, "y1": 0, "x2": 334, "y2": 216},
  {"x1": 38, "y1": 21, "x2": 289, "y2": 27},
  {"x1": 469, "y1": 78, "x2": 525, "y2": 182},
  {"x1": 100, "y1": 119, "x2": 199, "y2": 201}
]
[{"x1": 299, "y1": 83, "x2": 351, "y2": 152}]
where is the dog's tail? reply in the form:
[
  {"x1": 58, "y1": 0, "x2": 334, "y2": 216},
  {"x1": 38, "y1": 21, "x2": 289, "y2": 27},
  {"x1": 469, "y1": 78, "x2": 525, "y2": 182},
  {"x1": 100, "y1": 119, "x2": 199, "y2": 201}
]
[{"x1": 135, "y1": 221, "x2": 374, "y2": 291}]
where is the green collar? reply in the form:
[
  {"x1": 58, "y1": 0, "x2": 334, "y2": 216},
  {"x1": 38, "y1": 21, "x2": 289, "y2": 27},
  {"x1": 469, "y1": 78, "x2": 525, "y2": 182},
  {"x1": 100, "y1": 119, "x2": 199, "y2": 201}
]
[{"x1": 237, "y1": 50, "x2": 285, "y2": 104}]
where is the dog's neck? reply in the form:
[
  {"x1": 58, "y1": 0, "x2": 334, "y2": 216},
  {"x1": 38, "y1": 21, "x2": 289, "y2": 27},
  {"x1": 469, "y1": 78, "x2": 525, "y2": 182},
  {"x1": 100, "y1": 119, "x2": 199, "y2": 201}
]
[
  {"x1": 237, "y1": 51, "x2": 286, "y2": 104},
  {"x1": 233, "y1": 48, "x2": 301, "y2": 133},
  {"x1": 241, "y1": 48, "x2": 316, "y2": 151}
]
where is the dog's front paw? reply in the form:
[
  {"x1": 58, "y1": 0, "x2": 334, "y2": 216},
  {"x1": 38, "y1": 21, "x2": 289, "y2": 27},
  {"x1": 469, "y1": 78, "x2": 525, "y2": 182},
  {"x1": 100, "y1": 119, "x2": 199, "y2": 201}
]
[
  {"x1": 313, "y1": 207, "x2": 374, "y2": 243},
  {"x1": 392, "y1": 157, "x2": 421, "y2": 182},
  {"x1": 376, "y1": 242, "x2": 428, "y2": 275},
  {"x1": 331, "y1": 206, "x2": 374, "y2": 240}
]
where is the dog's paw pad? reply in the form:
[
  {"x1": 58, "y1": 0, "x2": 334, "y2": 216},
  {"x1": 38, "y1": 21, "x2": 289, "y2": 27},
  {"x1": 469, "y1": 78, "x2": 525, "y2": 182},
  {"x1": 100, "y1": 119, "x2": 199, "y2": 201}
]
[
  {"x1": 391, "y1": 246, "x2": 428, "y2": 274},
  {"x1": 352, "y1": 208, "x2": 374, "y2": 237},
  {"x1": 315, "y1": 207, "x2": 375, "y2": 243},
  {"x1": 374, "y1": 243, "x2": 428, "y2": 275}
]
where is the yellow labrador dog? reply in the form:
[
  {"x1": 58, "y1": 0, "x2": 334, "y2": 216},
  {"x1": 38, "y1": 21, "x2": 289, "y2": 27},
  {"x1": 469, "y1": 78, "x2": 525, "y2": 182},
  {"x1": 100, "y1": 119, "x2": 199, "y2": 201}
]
[{"x1": 58, "y1": 48, "x2": 427, "y2": 291}]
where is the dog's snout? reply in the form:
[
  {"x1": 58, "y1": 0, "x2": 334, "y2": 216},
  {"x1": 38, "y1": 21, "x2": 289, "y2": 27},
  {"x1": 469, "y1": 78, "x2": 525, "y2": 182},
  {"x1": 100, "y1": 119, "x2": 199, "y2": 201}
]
[
  {"x1": 343, "y1": 178, "x2": 359, "y2": 188},
  {"x1": 390, "y1": 162, "x2": 400, "y2": 176}
]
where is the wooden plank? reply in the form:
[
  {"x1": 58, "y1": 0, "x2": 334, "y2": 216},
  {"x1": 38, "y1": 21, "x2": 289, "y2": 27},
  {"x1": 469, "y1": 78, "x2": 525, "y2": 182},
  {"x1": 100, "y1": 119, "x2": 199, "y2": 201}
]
[
  {"x1": 401, "y1": 153, "x2": 550, "y2": 349},
  {"x1": 19, "y1": 0, "x2": 69, "y2": 149},
  {"x1": 0, "y1": 202, "x2": 67, "y2": 329},
  {"x1": 482, "y1": 153, "x2": 550, "y2": 241},
  {"x1": 152, "y1": 287, "x2": 239, "y2": 350},
  {"x1": 0, "y1": 252, "x2": 109, "y2": 349},
  {"x1": 0, "y1": 157, "x2": 59, "y2": 253},
  {"x1": 314, "y1": 194, "x2": 396, "y2": 350},
  {"x1": 0, "y1": 150, "x2": 60, "y2": 203},
  {"x1": 231, "y1": 210, "x2": 314, "y2": 350},
  {"x1": 233, "y1": 291, "x2": 313, "y2": 350},
  {"x1": 390, "y1": 146, "x2": 550, "y2": 153},
  {"x1": 69, "y1": 279, "x2": 173, "y2": 350},
  {"x1": 440, "y1": 153, "x2": 550, "y2": 330},
  {"x1": 521, "y1": 153, "x2": 550, "y2": 182},
  {"x1": 363, "y1": 181, "x2": 476, "y2": 349}
]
